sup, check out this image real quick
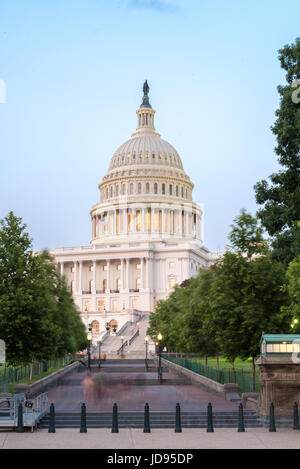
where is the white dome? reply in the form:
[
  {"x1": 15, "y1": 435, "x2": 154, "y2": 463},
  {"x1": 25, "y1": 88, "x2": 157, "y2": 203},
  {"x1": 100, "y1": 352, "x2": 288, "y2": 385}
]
[{"x1": 108, "y1": 134, "x2": 184, "y2": 171}]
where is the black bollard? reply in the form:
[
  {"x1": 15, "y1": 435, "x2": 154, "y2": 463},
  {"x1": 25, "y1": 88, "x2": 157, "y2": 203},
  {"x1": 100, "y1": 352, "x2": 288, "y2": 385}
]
[
  {"x1": 17, "y1": 403, "x2": 24, "y2": 433},
  {"x1": 207, "y1": 402, "x2": 214, "y2": 433},
  {"x1": 293, "y1": 402, "x2": 300, "y2": 430},
  {"x1": 48, "y1": 403, "x2": 56, "y2": 433},
  {"x1": 175, "y1": 403, "x2": 182, "y2": 433},
  {"x1": 80, "y1": 403, "x2": 87, "y2": 433},
  {"x1": 143, "y1": 403, "x2": 151, "y2": 433},
  {"x1": 112, "y1": 403, "x2": 119, "y2": 433},
  {"x1": 269, "y1": 402, "x2": 276, "y2": 432},
  {"x1": 237, "y1": 403, "x2": 245, "y2": 432}
]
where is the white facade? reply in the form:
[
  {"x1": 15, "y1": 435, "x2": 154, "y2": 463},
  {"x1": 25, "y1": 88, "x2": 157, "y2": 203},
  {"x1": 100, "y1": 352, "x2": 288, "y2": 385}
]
[{"x1": 50, "y1": 84, "x2": 213, "y2": 341}]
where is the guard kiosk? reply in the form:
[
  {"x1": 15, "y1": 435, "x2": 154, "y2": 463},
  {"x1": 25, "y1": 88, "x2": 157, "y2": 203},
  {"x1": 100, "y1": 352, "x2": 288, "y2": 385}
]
[{"x1": 256, "y1": 333, "x2": 300, "y2": 426}]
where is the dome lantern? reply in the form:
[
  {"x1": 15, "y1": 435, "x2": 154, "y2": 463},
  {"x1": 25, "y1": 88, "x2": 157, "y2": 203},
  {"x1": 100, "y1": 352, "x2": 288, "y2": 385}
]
[{"x1": 135, "y1": 80, "x2": 156, "y2": 135}]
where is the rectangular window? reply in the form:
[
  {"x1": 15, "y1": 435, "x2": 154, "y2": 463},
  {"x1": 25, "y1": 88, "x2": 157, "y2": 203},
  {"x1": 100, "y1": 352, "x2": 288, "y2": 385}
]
[{"x1": 97, "y1": 300, "x2": 105, "y2": 311}]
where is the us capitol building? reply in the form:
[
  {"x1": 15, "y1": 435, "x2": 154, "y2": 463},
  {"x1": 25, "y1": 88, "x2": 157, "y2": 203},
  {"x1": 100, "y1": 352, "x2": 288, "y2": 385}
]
[{"x1": 50, "y1": 82, "x2": 215, "y2": 343}]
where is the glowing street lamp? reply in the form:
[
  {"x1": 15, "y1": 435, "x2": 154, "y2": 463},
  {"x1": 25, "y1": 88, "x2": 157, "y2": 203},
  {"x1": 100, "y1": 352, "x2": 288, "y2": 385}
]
[
  {"x1": 87, "y1": 326, "x2": 92, "y2": 371},
  {"x1": 157, "y1": 333, "x2": 163, "y2": 381}
]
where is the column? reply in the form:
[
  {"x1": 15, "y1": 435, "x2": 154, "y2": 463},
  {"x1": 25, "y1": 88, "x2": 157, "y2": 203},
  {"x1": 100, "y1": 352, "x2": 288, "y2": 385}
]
[
  {"x1": 126, "y1": 259, "x2": 130, "y2": 290},
  {"x1": 93, "y1": 261, "x2": 96, "y2": 293},
  {"x1": 142, "y1": 208, "x2": 146, "y2": 232},
  {"x1": 79, "y1": 261, "x2": 83, "y2": 293},
  {"x1": 107, "y1": 260, "x2": 110, "y2": 292},
  {"x1": 121, "y1": 259, "x2": 124, "y2": 290},
  {"x1": 146, "y1": 258, "x2": 152, "y2": 290},
  {"x1": 151, "y1": 208, "x2": 155, "y2": 233},
  {"x1": 140, "y1": 258, "x2": 144, "y2": 289},
  {"x1": 60, "y1": 262, "x2": 64, "y2": 276},
  {"x1": 124, "y1": 209, "x2": 128, "y2": 234},
  {"x1": 179, "y1": 210, "x2": 183, "y2": 236},
  {"x1": 166, "y1": 209, "x2": 170, "y2": 235},
  {"x1": 74, "y1": 261, "x2": 78, "y2": 292}
]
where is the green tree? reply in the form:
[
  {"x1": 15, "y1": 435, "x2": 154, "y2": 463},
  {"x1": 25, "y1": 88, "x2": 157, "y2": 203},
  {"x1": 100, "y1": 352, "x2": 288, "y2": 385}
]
[
  {"x1": 180, "y1": 269, "x2": 218, "y2": 366},
  {"x1": 0, "y1": 212, "x2": 59, "y2": 366},
  {"x1": 254, "y1": 38, "x2": 300, "y2": 265},
  {"x1": 229, "y1": 209, "x2": 268, "y2": 259},
  {"x1": 0, "y1": 212, "x2": 87, "y2": 368},
  {"x1": 283, "y1": 254, "x2": 300, "y2": 328}
]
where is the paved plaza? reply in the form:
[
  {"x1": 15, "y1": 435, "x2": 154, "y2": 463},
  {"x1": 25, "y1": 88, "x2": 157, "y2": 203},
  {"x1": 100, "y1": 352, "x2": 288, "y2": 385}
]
[{"x1": 1, "y1": 428, "x2": 300, "y2": 449}]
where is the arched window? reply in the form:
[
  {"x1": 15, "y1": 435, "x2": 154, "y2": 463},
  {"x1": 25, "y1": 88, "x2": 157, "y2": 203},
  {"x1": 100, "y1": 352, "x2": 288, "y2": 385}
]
[
  {"x1": 169, "y1": 184, "x2": 172, "y2": 195},
  {"x1": 176, "y1": 186, "x2": 178, "y2": 197},
  {"x1": 110, "y1": 186, "x2": 113, "y2": 197},
  {"x1": 138, "y1": 183, "x2": 142, "y2": 194},
  {"x1": 115, "y1": 185, "x2": 119, "y2": 196},
  {"x1": 130, "y1": 183, "x2": 134, "y2": 195},
  {"x1": 154, "y1": 183, "x2": 158, "y2": 194},
  {"x1": 162, "y1": 184, "x2": 165, "y2": 195},
  {"x1": 146, "y1": 183, "x2": 150, "y2": 194}
]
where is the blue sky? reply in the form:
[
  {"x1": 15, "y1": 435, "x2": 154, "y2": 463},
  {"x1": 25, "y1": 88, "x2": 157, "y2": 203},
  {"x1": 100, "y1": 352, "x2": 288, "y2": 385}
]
[{"x1": 0, "y1": 0, "x2": 299, "y2": 252}]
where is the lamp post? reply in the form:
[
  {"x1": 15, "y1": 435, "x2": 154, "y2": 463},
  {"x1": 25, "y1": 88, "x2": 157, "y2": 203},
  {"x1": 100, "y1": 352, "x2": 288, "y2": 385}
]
[
  {"x1": 98, "y1": 340, "x2": 102, "y2": 368},
  {"x1": 87, "y1": 328, "x2": 92, "y2": 372},
  {"x1": 145, "y1": 336, "x2": 149, "y2": 371},
  {"x1": 157, "y1": 333, "x2": 163, "y2": 381}
]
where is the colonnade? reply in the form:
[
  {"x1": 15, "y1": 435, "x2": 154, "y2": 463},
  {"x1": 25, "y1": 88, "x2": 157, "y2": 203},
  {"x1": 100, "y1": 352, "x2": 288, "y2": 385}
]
[
  {"x1": 92, "y1": 206, "x2": 201, "y2": 240},
  {"x1": 59, "y1": 257, "x2": 153, "y2": 294}
]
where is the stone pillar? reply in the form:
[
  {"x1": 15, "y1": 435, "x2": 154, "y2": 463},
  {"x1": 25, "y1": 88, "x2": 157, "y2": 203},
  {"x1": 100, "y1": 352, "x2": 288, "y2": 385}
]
[
  {"x1": 121, "y1": 259, "x2": 124, "y2": 290},
  {"x1": 151, "y1": 208, "x2": 155, "y2": 234},
  {"x1": 146, "y1": 258, "x2": 152, "y2": 290},
  {"x1": 79, "y1": 261, "x2": 83, "y2": 293},
  {"x1": 126, "y1": 259, "x2": 130, "y2": 290},
  {"x1": 106, "y1": 260, "x2": 110, "y2": 292},
  {"x1": 141, "y1": 257, "x2": 144, "y2": 289},
  {"x1": 74, "y1": 261, "x2": 78, "y2": 292},
  {"x1": 256, "y1": 356, "x2": 300, "y2": 425},
  {"x1": 93, "y1": 261, "x2": 96, "y2": 293},
  {"x1": 60, "y1": 262, "x2": 64, "y2": 276}
]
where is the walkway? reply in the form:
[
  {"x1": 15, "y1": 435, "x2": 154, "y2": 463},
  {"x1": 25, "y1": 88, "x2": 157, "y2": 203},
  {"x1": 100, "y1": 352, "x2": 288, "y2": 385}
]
[
  {"x1": 1, "y1": 428, "x2": 300, "y2": 449},
  {"x1": 46, "y1": 361, "x2": 237, "y2": 412}
]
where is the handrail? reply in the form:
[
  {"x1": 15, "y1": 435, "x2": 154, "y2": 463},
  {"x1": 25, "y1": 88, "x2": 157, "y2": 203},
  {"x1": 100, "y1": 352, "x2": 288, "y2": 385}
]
[{"x1": 117, "y1": 340, "x2": 128, "y2": 355}]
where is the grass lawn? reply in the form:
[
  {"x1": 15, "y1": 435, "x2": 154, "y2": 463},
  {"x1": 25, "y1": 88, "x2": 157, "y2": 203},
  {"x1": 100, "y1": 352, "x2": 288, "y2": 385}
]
[
  {"x1": 2, "y1": 364, "x2": 68, "y2": 393},
  {"x1": 193, "y1": 356, "x2": 258, "y2": 373}
]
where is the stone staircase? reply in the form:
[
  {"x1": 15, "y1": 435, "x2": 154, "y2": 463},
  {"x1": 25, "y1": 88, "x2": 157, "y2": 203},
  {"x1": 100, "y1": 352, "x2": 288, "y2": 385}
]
[{"x1": 38, "y1": 409, "x2": 262, "y2": 429}]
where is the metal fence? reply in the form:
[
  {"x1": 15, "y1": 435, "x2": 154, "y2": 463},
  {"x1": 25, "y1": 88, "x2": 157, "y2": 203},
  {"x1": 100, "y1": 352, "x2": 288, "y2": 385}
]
[
  {"x1": 162, "y1": 354, "x2": 260, "y2": 393},
  {"x1": 0, "y1": 357, "x2": 67, "y2": 389}
]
